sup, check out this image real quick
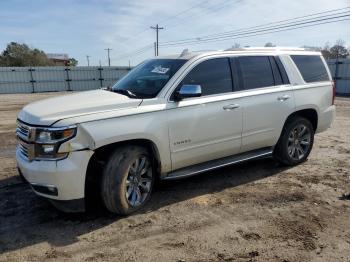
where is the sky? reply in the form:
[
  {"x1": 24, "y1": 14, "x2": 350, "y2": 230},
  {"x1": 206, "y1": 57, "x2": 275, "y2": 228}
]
[{"x1": 0, "y1": 0, "x2": 349, "y2": 66}]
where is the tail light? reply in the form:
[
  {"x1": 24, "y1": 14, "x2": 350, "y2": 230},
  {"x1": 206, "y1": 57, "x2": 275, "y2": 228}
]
[{"x1": 332, "y1": 81, "x2": 336, "y2": 105}]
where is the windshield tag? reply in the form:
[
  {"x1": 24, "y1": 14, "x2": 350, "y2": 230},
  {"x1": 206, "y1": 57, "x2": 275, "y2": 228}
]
[{"x1": 151, "y1": 66, "x2": 170, "y2": 74}]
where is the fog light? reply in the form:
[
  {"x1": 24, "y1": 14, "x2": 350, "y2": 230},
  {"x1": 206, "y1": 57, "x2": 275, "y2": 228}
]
[
  {"x1": 42, "y1": 145, "x2": 55, "y2": 153},
  {"x1": 31, "y1": 184, "x2": 58, "y2": 196}
]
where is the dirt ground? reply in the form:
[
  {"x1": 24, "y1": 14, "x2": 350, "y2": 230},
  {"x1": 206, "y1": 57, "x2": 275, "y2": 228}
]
[{"x1": 0, "y1": 92, "x2": 349, "y2": 262}]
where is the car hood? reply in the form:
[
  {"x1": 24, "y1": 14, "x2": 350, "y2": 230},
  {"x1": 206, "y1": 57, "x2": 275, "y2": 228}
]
[{"x1": 18, "y1": 89, "x2": 143, "y2": 126}]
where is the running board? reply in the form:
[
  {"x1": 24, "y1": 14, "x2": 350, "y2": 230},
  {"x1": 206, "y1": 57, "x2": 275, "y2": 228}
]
[{"x1": 163, "y1": 147, "x2": 273, "y2": 180}]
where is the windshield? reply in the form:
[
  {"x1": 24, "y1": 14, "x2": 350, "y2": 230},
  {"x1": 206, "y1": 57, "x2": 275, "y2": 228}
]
[{"x1": 112, "y1": 59, "x2": 187, "y2": 98}]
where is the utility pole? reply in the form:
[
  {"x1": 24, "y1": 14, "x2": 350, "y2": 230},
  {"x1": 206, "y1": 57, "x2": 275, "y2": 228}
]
[
  {"x1": 150, "y1": 24, "x2": 164, "y2": 56},
  {"x1": 104, "y1": 48, "x2": 112, "y2": 66},
  {"x1": 86, "y1": 55, "x2": 90, "y2": 66}
]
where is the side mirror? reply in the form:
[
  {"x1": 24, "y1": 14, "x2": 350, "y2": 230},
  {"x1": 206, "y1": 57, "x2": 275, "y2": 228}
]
[{"x1": 174, "y1": 84, "x2": 202, "y2": 101}]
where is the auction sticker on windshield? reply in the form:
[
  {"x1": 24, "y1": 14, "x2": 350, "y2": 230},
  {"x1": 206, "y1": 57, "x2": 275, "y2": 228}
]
[{"x1": 151, "y1": 66, "x2": 170, "y2": 74}]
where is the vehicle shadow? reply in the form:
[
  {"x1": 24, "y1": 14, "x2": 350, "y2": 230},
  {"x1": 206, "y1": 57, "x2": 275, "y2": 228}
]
[{"x1": 0, "y1": 157, "x2": 290, "y2": 254}]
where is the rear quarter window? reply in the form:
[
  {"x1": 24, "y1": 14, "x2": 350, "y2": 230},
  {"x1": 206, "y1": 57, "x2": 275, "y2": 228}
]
[{"x1": 291, "y1": 55, "x2": 330, "y2": 83}]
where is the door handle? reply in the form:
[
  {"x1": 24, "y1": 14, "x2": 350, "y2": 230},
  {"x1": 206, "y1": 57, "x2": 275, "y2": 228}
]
[
  {"x1": 223, "y1": 104, "x2": 240, "y2": 110},
  {"x1": 277, "y1": 95, "x2": 291, "y2": 101}
]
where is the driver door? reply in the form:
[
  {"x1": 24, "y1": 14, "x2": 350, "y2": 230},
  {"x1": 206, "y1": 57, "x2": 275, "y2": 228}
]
[{"x1": 167, "y1": 57, "x2": 243, "y2": 170}]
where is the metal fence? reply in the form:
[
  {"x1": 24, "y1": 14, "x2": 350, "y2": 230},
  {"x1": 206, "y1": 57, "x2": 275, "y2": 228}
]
[
  {"x1": 0, "y1": 66, "x2": 131, "y2": 94},
  {"x1": 327, "y1": 58, "x2": 350, "y2": 95},
  {"x1": 0, "y1": 60, "x2": 349, "y2": 94}
]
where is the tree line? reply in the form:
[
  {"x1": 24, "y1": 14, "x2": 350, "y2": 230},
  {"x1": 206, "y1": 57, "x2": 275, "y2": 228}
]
[
  {"x1": 264, "y1": 39, "x2": 349, "y2": 59},
  {"x1": 0, "y1": 42, "x2": 78, "y2": 67}
]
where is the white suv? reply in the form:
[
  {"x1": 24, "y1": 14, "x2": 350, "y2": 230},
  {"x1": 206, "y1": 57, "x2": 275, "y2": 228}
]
[{"x1": 16, "y1": 48, "x2": 335, "y2": 214}]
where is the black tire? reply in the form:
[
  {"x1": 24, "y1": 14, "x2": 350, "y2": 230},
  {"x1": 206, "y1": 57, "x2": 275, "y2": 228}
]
[
  {"x1": 101, "y1": 146, "x2": 154, "y2": 215},
  {"x1": 274, "y1": 116, "x2": 314, "y2": 166}
]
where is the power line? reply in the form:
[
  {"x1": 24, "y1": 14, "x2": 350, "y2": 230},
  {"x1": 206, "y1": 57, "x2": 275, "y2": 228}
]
[
  {"x1": 157, "y1": 0, "x2": 212, "y2": 25},
  {"x1": 150, "y1": 24, "x2": 164, "y2": 56},
  {"x1": 163, "y1": 0, "x2": 243, "y2": 29},
  {"x1": 107, "y1": 6, "x2": 350, "y2": 63},
  {"x1": 160, "y1": 11, "x2": 350, "y2": 47},
  {"x1": 109, "y1": 15, "x2": 349, "y2": 62},
  {"x1": 107, "y1": 0, "x2": 235, "y2": 59},
  {"x1": 193, "y1": 6, "x2": 350, "y2": 40},
  {"x1": 160, "y1": 17, "x2": 350, "y2": 48},
  {"x1": 110, "y1": 44, "x2": 154, "y2": 61},
  {"x1": 104, "y1": 48, "x2": 112, "y2": 66},
  {"x1": 160, "y1": 7, "x2": 350, "y2": 45},
  {"x1": 110, "y1": 0, "x2": 212, "y2": 47},
  {"x1": 125, "y1": 1, "x2": 216, "y2": 55}
]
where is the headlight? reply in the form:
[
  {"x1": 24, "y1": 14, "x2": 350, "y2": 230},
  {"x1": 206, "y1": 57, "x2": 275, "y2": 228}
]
[
  {"x1": 36, "y1": 127, "x2": 76, "y2": 143},
  {"x1": 34, "y1": 126, "x2": 77, "y2": 160}
]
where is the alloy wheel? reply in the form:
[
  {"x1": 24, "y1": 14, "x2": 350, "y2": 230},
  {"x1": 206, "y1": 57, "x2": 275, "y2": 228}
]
[
  {"x1": 125, "y1": 156, "x2": 152, "y2": 207},
  {"x1": 287, "y1": 124, "x2": 311, "y2": 161}
]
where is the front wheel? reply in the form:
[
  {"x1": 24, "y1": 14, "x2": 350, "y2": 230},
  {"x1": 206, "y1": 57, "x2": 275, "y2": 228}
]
[
  {"x1": 101, "y1": 146, "x2": 154, "y2": 215},
  {"x1": 274, "y1": 117, "x2": 314, "y2": 166}
]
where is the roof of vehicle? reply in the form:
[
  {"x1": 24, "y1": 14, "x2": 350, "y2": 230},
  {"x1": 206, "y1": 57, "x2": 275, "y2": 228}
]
[{"x1": 159, "y1": 47, "x2": 322, "y2": 60}]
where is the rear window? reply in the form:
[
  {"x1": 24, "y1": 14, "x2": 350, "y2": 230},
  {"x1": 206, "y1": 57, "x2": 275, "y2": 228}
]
[{"x1": 291, "y1": 55, "x2": 330, "y2": 83}]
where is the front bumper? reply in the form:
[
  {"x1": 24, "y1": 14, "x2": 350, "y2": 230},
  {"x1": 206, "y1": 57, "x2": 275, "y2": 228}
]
[{"x1": 16, "y1": 148, "x2": 94, "y2": 202}]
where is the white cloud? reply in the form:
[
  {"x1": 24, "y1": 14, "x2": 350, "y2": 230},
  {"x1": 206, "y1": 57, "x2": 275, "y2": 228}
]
[{"x1": 0, "y1": 0, "x2": 349, "y2": 66}]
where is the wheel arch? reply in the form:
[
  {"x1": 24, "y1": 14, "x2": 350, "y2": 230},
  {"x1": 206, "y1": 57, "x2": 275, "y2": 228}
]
[
  {"x1": 274, "y1": 108, "x2": 317, "y2": 165},
  {"x1": 284, "y1": 108, "x2": 318, "y2": 132},
  {"x1": 94, "y1": 139, "x2": 160, "y2": 165},
  {"x1": 84, "y1": 138, "x2": 162, "y2": 206}
]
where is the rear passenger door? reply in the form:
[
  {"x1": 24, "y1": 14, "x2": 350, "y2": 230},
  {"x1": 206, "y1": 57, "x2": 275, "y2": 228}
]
[{"x1": 233, "y1": 56, "x2": 295, "y2": 152}]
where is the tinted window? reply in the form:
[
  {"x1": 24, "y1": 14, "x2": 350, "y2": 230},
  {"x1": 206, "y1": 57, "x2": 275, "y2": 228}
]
[
  {"x1": 269, "y1": 57, "x2": 283, "y2": 86},
  {"x1": 291, "y1": 55, "x2": 329, "y2": 83},
  {"x1": 181, "y1": 58, "x2": 233, "y2": 96},
  {"x1": 238, "y1": 56, "x2": 275, "y2": 90},
  {"x1": 112, "y1": 59, "x2": 186, "y2": 98},
  {"x1": 275, "y1": 57, "x2": 290, "y2": 84}
]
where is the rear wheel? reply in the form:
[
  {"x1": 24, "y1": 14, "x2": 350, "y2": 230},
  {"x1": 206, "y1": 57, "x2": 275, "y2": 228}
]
[
  {"x1": 101, "y1": 146, "x2": 154, "y2": 215},
  {"x1": 274, "y1": 117, "x2": 314, "y2": 166}
]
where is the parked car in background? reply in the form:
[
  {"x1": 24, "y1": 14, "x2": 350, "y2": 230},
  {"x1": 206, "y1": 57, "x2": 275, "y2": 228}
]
[{"x1": 16, "y1": 47, "x2": 335, "y2": 214}]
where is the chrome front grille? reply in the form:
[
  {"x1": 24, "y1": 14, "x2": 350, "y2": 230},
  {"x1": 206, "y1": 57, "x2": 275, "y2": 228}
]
[
  {"x1": 17, "y1": 138, "x2": 35, "y2": 161},
  {"x1": 16, "y1": 120, "x2": 36, "y2": 141},
  {"x1": 17, "y1": 122, "x2": 30, "y2": 139},
  {"x1": 19, "y1": 142, "x2": 29, "y2": 157},
  {"x1": 16, "y1": 121, "x2": 35, "y2": 161}
]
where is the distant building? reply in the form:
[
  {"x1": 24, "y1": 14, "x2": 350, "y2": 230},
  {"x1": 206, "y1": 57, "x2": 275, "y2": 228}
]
[{"x1": 46, "y1": 53, "x2": 69, "y2": 66}]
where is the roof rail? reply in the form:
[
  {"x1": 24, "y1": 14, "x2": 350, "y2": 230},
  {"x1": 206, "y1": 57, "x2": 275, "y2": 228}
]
[{"x1": 225, "y1": 47, "x2": 306, "y2": 51}]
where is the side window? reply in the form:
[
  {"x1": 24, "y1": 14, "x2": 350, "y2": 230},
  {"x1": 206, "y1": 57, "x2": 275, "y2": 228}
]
[
  {"x1": 181, "y1": 58, "x2": 233, "y2": 96},
  {"x1": 275, "y1": 57, "x2": 290, "y2": 84},
  {"x1": 269, "y1": 57, "x2": 283, "y2": 86},
  {"x1": 291, "y1": 55, "x2": 330, "y2": 83},
  {"x1": 238, "y1": 56, "x2": 275, "y2": 90}
]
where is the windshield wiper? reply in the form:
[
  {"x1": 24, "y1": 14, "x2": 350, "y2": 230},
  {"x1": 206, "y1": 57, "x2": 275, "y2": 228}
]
[{"x1": 113, "y1": 89, "x2": 139, "y2": 98}]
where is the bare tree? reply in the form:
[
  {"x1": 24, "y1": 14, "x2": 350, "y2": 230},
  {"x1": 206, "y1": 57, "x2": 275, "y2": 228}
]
[
  {"x1": 330, "y1": 39, "x2": 349, "y2": 59},
  {"x1": 321, "y1": 39, "x2": 349, "y2": 59}
]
